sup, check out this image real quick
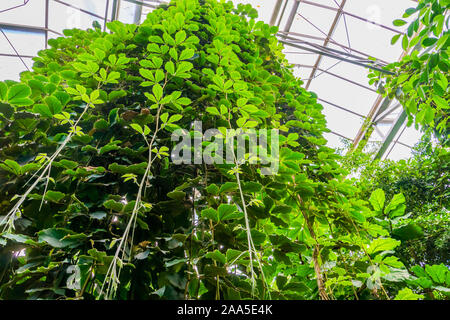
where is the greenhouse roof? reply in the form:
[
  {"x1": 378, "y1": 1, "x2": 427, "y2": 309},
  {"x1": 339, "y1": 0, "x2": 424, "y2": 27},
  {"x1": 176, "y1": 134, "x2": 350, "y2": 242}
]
[{"x1": 0, "y1": 0, "x2": 423, "y2": 160}]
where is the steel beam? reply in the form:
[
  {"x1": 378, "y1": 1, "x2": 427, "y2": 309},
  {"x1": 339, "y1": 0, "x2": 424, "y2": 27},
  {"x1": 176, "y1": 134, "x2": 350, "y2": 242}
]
[
  {"x1": 350, "y1": 24, "x2": 424, "y2": 155},
  {"x1": 0, "y1": 22, "x2": 61, "y2": 36},
  {"x1": 295, "y1": 64, "x2": 377, "y2": 92},
  {"x1": 305, "y1": 0, "x2": 346, "y2": 90},
  {"x1": 300, "y1": 0, "x2": 404, "y2": 35},
  {"x1": 270, "y1": 0, "x2": 284, "y2": 26},
  {"x1": 278, "y1": 30, "x2": 389, "y2": 64},
  {"x1": 111, "y1": 0, "x2": 120, "y2": 21},
  {"x1": 283, "y1": 0, "x2": 301, "y2": 34},
  {"x1": 317, "y1": 98, "x2": 366, "y2": 118},
  {"x1": 375, "y1": 110, "x2": 407, "y2": 159},
  {"x1": 374, "y1": 103, "x2": 401, "y2": 123},
  {"x1": 280, "y1": 39, "x2": 393, "y2": 75},
  {"x1": 45, "y1": 0, "x2": 49, "y2": 49}
]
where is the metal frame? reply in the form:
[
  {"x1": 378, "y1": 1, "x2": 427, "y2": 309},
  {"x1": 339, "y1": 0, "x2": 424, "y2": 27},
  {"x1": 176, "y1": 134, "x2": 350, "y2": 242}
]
[
  {"x1": 304, "y1": 0, "x2": 346, "y2": 90},
  {"x1": 0, "y1": 0, "x2": 419, "y2": 159},
  {"x1": 269, "y1": 0, "x2": 417, "y2": 158}
]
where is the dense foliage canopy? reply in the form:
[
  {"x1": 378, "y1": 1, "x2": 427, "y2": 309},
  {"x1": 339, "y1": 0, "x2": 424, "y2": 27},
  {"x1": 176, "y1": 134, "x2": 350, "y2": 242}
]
[{"x1": 0, "y1": 0, "x2": 448, "y2": 300}]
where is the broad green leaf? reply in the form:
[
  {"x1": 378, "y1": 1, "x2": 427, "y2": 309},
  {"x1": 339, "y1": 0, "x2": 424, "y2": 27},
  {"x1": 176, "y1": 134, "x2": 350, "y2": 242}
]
[
  {"x1": 422, "y1": 37, "x2": 438, "y2": 47},
  {"x1": 167, "y1": 190, "x2": 185, "y2": 200},
  {"x1": 392, "y1": 223, "x2": 424, "y2": 240},
  {"x1": 219, "y1": 182, "x2": 238, "y2": 194},
  {"x1": 394, "y1": 288, "x2": 423, "y2": 300},
  {"x1": 7, "y1": 84, "x2": 31, "y2": 103},
  {"x1": 45, "y1": 190, "x2": 65, "y2": 202},
  {"x1": 425, "y1": 264, "x2": 448, "y2": 284},
  {"x1": 33, "y1": 104, "x2": 52, "y2": 118},
  {"x1": 179, "y1": 48, "x2": 194, "y2": 60},
  {"x1": 130, "y1": 123, "x2": 143, "y2": 134},
  {"x1": 367, "y1": 238, "x2": 401, "y2": 255},
  {"x1": 369, "y1": 188, "x2": 385, "y2": 212},
  {"x1": 152, "y1": 83, "x2": 163, "y2": 101},
  {"x1": 393, "y1": 19, "x2": 407, "y2": 26},
  {"x1": 217, "y1": 204, "x2": 241, "y2": 221},
  {"x1": 205, "y1": 250, "x2": 226, "y2": 264},
  {"x1": 385, "y1": 193, "x2": 406, "y2": 218},
  {"x1": 0, "y1": 82, "x2": 7, "y2": 101},
  {"x1": 38, "y1": 228, "x2": 87, "y2": 248},
  {"x1": 44, "y1": 96, "x2": 63, "y2": 115},
  {"x1": 201, "y1": 208, "x2": 218, "y2": 222}
]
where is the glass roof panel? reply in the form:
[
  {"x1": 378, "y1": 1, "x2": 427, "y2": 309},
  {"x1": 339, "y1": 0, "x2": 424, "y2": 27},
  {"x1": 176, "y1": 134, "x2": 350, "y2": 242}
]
[{"x1": 0, "y1": 0, "x2": 426, "y2": 159}]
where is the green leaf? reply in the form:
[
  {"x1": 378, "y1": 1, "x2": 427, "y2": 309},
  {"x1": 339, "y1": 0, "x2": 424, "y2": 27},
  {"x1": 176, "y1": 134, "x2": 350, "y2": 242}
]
[
  {"x1": 168, "y1": 114, "x2": 182, "y2": 123},
  {"x1": 206, "y1": 107, "x2": 220, "y2": 116},
  {"x1": 205, "y1": 184, "x2": 219, "y2": 195},
  {"x1": 425, "y1": 264, "x2": 448, "y2": 284},
  {"x1": 394, "y1": 288, "x2": 423, "y2": 300},
  {"x1": 1, "y1": 233, "x2": 37, "y2": 245},
  {"x1": 367, "y1": 238, "x2": 401, "y2": 255},
  {"x1": 44, "y1": 96, "x2": 63, "y2": 115},
  {"x1": 201, "y1": 208, "x2": 218, "y2": 222},
  {"x1": 7, "y1": 84, "x2": 31, "y2": 104},
  {"x1": 165, "y1": 61, "x2": 175, "y2": 75},
  {"x1": 0, "y1": 82, "x2": 7, "y2": 101},
  {"x1": 139, "y1": 69, "x2": 154, "y2": 81},
  {"x1": 217, "y1": 204, "x2": 241, "y2": 221},
  {"x1": 393, "y1": 19, "x2": 407, "y2": 26},
  {"x1": 226, "y1": 249, "x2": 246, "y2": 264},
  {"x1": 33, "y1": 104, "x2": 53, "y2": 118},
  {"x1": 167, "y1": 190, "x2": 185, "y2": 200},
  {"x1": 422, "y1": 37, "x2": 438, "y2": 47},
  {"x1": 103, "y1": 199, "x2": 124, "y2": 212},
  {"x1": 402, "y1": 35, "x2": 409, "y2": 50},
  {"x1": 385, "y1": 193, "x2": 406, "y2": 218},
  {"x1": 45, "y1": 190, "x2": 65, "y2": 203},
  {"x1": 392, "y1": 223, "x2": 424, "y2": 240},
  {"x1": 391, "y1": 34, "x2": 401, "y2": 45},
  {"x1": 179, "y1": 48, "x2": 195, "y2": 60},
  {"x1": 382, "y1": 256, "x2": 404, "y2": 268},
  {"x1": 433, "y1": 95, "x2": 448, "y2": 109},
  {"x1": 38, "y1": 228, "x2": 87, "y2": 248},
  {"x1": 369, "y1": 188, "x2": 385, "y2": 212},
  {"x1": 164, "y1": 258, "x2": 186, "y2": 268},
  {"x1": 175, "y1": 30, "x2": 186, "y2": 44},
  {"x1": 176, "y1": 61, "x2": 193, "y2": 75},
  {"x1": 219, "y1": 182, "x2": 238, "y2": 194},
  {"x1": 152, "y1": 83, "x2": 163, "y2": 101},
  {"x1": 0, "y1": 159, "x2": 22, "y2": 175},
  {"x1": 130, "y1": 123, "x2": 143, "y2": 134}
]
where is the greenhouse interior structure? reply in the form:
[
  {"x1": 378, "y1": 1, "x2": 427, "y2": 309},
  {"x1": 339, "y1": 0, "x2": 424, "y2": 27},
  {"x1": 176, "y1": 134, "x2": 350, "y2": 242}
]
[{"x1": 0, "y1": 0, "x2": 448, "y2": 302}]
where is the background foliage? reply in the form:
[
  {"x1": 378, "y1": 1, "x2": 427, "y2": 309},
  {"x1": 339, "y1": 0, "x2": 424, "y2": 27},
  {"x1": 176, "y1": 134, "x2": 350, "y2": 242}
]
[
  {"x1": 0, "y1": 0, "x2": 448, "y2": 300},
  {"x1": 369, "y1": 0, "x2": 449, "y2": 144}
]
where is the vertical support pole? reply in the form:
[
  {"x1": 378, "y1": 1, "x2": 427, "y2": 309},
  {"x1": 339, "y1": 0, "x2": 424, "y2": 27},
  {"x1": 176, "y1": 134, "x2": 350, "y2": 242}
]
[
  {"x1": 283, "y1": 0, "x2": 301, "y2": 34},
  {"x1": 45, "y1": 0, "x2": 49, "y2": 49},
  {"x1": 111, "y1": 0, "x2": 120, "y2": 21},
  {"x1": 270, "y1": 0, "x2": 283, "y2": 26},
  {"x1": 133, "y1": 1, "x2": 143, "y2": 24},
  {"x1": 104, "y1": 0, "x2": 110, "y2": 31}
]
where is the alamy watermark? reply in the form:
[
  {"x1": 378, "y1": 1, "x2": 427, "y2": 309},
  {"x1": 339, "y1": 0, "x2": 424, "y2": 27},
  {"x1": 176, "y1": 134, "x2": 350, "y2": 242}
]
[{"x1": 171, "y1": 121, "x2": 279, "y2": 175}]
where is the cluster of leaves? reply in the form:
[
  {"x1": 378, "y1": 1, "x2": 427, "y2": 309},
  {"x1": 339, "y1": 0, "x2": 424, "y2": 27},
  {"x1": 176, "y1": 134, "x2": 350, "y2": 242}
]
[
  {"x1": 0, "y1": 0, "x2": 445, "y2": 301},
  {"x1": 342, "y1": 134, "x2": 449, "y2": 299},
  {"x1": 368, "y1": 0, "x2": 449, "y2": 144}
]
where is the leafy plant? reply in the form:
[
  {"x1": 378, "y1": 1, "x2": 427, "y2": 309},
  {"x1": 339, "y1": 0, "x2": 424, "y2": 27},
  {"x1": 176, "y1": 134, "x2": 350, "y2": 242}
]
[
  {"x1": 0, "y1": 0, "x2": 445, "y2": 301},
  {"x1": 369, "y1": 0, "x2": 449, "y2": 144}
]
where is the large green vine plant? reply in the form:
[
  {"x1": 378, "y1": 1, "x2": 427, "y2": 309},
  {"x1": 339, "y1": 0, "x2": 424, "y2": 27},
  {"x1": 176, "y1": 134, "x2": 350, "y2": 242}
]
[
  {"x1": 0, "y1": 0, "x2": 423, "y2": 300},
  {"x1": 369, "y1": 0, "x2": 449, "y2": 144}
]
